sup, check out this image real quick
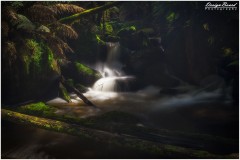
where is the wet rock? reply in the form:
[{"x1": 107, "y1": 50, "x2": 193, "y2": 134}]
[
  {"x1": 60, "y1": 61, "x2": 102, "y2": 87},
  {"x1": 118, "y1": 27, "x2": 150, "y2": 50}
]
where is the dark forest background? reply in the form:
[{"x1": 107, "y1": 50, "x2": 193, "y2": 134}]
[{"x1": 1, "y1": 1, "x2": 239, "y2": 105}]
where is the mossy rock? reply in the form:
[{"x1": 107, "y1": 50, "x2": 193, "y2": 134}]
[
  {"x1": 75, "y1": 62, "x2": 96, "y2": 76},
  {"x1": 17, "y1": 102, "x2": 56, "y2": 116},
  {"x1": 59, "y1": 82, "x2": 71, "y2": 102},
  {"x1": 118, "y1": 28, "x2": 150, "y2": 50},
  {"x1": 75, "y1": 83, "x2": 88, "y2": 92},
  {"x1": 60, "y1": 61, "x2": 102, "y2": 87},
  {"x1": 65, "y1": 78, "x2": 88, "y2": 93}
]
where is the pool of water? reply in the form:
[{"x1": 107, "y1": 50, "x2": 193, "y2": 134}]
[
  {"x1": 2, "y1": 121, "x2": 158, "y2": 159},
  {"x1": 2, "y1": 87, "x2": 238, "y2": 158},
  {"x1": 47, "y1": 87, "x2": 238, "y2": 138}
]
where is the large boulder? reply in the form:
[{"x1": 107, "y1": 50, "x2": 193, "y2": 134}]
[
  {"x1": 122, "y1": 46, "x2": 180, "y2": 90},
  {"x1": 60, "y1": 61, "x2": 102, "y2": 87},
  {"x1": 118, "y1": 27, "x2": 150, "y2": 50}
]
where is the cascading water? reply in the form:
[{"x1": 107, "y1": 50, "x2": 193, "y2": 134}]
[{"x1": 91, "y1": 42, "x2": 134, "y2": 92}]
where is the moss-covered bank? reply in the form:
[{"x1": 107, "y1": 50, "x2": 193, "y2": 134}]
[{"x1": 2, "y1": 109, "x2": 238, "y2": 159}]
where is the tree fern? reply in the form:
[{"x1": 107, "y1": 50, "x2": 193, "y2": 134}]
[
  {"x1": 52, "y1": 23, "x2": 78, "y2": 39},
  {"x1": 2, "y1": 6, "x2": 18, "y2": 22},
  {"x1": 1, "y1": 1, "x2": 89, "y2": 68},
  {"x1": 12, "y1": 14, "x2": 36, "y2": 31},
  {"x1": 27, "y1": 4, "x2": 56, "y2": 24},
  {"x1": 50, "y1": 3, "x2": 85, "y2": 15}
]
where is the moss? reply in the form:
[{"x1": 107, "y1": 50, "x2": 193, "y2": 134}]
[
  {"x1": 164, "y1": 145, "x2": 188, "y2": 154},
  {"x1": 100, "y1": 22, "x2": 114, "y2": 35},
  {"x1": 129, "y1": 25, "x2": 136, "y2": 31},
  {"x1": 26, "y1": 39, "x2": 43, "y2": 72},
  {"x1": 68, "y1": 128, "x2": 77, "y2": 134},
  {"x1": 53, "y1": 121, "x2": 64, "y2": 131},
  {"x1": 58, "y1": 2, "x2": 120, "y2": 23},
  {"x1": 75, "y1": 62, "x2": 95, "y2": 76},
  {"x1": 66, "y1": 79, "x2": 75, "y2": 88},
  {"x1": 166, "y1": 12, "x2": 178, "y2": 23},
  {"x1": 19, "y1": 102, "x2": 50, "y2": 112},
  {"x1": 96, "y1": 35, "x2": 106, "y2": 45},
  {"x1": 117, "y1": 25, "x2": 137, "y2": 36},
  {"x1": 2, "y1": 109, "x2": 236, "y2": 158},
  {"x1": 59, "y1": 83, "x2": 71, "y2": 102},
  {"x1": 22, "y1": 39, "x2": 61, "y2": 76},
  {"x1": 45, "y1": 124, "x2": 51, "y2": 128},
  {"x1": 2, "y1": 109, "x2": 70, "y2": 134},
  {"x1": 46, "y1": 46, "x2": 55, "y2": 70},
  {"x1": 18, "y1": 102, "x2": 56, "y2": 116}
]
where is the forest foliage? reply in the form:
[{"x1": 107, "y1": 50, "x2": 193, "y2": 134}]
[{"x1": 2, "y1": 1, "x2": 239, "y2": 104}]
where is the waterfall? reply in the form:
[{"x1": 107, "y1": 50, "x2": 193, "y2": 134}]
[{"x1": 92, "y1": 42, "x2": 133, "y2": 92}]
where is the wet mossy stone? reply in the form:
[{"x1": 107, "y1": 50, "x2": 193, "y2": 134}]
[
  {"x1": 65, "y1": 79, "x2": 74, "y2": 88},
  {"x1": 75, "y1": 62, "x2": 95, "y2": 76},
  {"x1": 76, "y1": 83, "x2": 88, "y2": 92},
  {"x1": 65, "y1": 78, "x2": 88, "y2": 93},
  {"x1": 118, "y1": 28, "x2": 150, "y2": 50},
  {"x1": 59, "y1": 82, "x2": 71, "y2": 102},
  {"x1": 17, "y1": 102, "x2": 56, "y2": 116},
  {"x1": 60, "y1": 61, "x2": 102, "y2": 86}
]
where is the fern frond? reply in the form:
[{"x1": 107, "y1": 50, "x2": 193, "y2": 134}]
[
  {"x1": 61, "y1": 41, "x2": 74, "y2": 53},
  {"x1": 13, "y1": 14, "x2": 36, "y2": 31},
  {"x1": 49, "y1": 44, "x2": 65, "y2": 58},
  {"x1": 2, "y1": 6, "x2": 18, "y2": 22},
  {"x1": 36, "y1": 25, "x2": 51, "y2": 33},
  {"x1": 27, "y1": 4, "x2": 57, "y2": 24},
  {"x1": 52, "y1": 23, "x2": 78, "y2": 39},
  {"x1": 50, "y1": 4, "x2": 85, "y2": 15},
  {"x1": 55, "y1": 37, "x2": 74, "y2": 53},
  {"x1": 47, "y1": 36, "x2": 73, "y2": 58}
]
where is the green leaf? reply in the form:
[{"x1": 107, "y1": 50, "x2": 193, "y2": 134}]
[{"x1": 227, "y1": 60, "x2": 239, "y2": 67}]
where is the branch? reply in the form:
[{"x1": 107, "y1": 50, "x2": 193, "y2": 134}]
[
  {"x1": 60, "y1": 76, "x2": 96, "y2": 107},
  {"x1": 58, "y1": 2, "x2": 121, "y2": 24},
  {"x1": 2, "y1": 109, "x2": 232, "y2": 159}
]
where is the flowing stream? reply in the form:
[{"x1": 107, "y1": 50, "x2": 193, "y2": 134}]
[
  {"x1": 2, "y1": 42, "x2": 238, "y2": 159},
  {"x1": 47, "y1": 42, "x2": 236, "y2": 137},
  {"x1": 91, "y1": 42, "x2": 134, "y2": 92}
]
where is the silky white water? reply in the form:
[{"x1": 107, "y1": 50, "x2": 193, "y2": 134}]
[{"x1": 91, "y1": 42, "x2": 134, "y2": 92}]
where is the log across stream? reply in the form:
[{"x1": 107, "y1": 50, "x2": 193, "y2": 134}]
[{"x1": 2, "y1": 98, "x2": 238, "y2": 159}]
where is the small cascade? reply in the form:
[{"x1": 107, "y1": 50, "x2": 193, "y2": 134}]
[{"x1": 91, "y1": 42, "x2": 133, "y2": 92}]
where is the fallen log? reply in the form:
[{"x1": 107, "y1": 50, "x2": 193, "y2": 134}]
[
  {"x1": 60, "y1": 76, "x2": 96, "y2": 107},
  {"x1": 1, "y1": 109, "x2": 237, "y2": 159},
  {"x1": 58, "y1": 2, "x2": 122, "y2": 24}
]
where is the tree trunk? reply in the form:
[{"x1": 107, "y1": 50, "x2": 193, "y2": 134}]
[
  {"x1": 2, "y1": 109, "x2": 234, "y2": 159},
  {"x1": 60, "y1": 76, "x2": 96, "y2": 107}
]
